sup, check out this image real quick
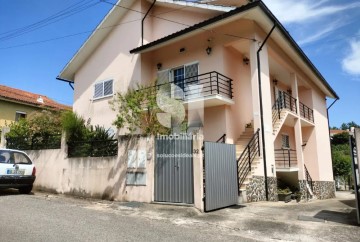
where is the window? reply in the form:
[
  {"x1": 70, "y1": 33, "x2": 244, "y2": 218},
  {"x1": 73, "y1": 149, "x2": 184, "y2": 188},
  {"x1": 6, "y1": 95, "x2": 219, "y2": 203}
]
[
  {"x1": 157, "y1": 62, "x2": 199, "y2": 100},
  {"x1": 93, "y1": 80, "x2": 113, "y2": 99},
  {"x1": 15, "y1": 111, "x2": 26, "y2": 121},
  {"x1": 281, "y1": 134, "x2": 290, "y2": 149}
]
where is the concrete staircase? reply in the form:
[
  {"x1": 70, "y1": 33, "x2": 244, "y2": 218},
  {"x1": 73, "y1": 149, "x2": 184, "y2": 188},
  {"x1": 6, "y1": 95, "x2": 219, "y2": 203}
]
[
  {"x1": 236, "y1": 127, "x2": 261, "y2": 203},
  {"x1": 272, "y1": 109, "x2": 288, "y2": 138}
]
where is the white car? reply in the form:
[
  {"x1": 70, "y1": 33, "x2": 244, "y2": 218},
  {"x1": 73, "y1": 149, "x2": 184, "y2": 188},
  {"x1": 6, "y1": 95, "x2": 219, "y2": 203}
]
[{"x1": 0, "y1": 149, "x2": 36, "y2": 194}]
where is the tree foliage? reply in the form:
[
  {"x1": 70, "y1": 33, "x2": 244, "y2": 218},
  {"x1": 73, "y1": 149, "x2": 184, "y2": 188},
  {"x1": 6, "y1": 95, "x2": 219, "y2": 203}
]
[
  {"x1": 110, "y1": 83, "x2": 171, "y2": 135},
  {"x1": 331, "y1": 132, "x2": 350, "y2": 145},
  {"x1": 331, "y1": 132, "x2": 352, "y2": 181},
  {"x1": 6, "y1": 110, "x2": 61, "y2": 138},
  {"x1": 340, "y1": 121, "x2": 360, "y2": 130}
]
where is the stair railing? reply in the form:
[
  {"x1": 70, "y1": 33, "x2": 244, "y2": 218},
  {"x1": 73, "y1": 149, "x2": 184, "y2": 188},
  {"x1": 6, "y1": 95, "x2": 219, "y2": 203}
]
[
  {"x1": 237, "y1": 128, "x2": 260, "y2": 190},
  {"x1": 216, "y1": 134, "x2": 226, "y2": 143},
  {"x1": 272, "y1": 97, "x2": 281, "y2": 126},
  {"x1": 304, "y1": 164, "x2": 313, "y2": 191}
]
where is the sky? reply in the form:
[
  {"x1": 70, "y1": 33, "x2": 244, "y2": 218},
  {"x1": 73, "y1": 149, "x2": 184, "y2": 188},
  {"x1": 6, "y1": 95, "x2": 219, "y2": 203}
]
[{"x1": 0, "y1": 0, "x2": 359, "y2": 128}]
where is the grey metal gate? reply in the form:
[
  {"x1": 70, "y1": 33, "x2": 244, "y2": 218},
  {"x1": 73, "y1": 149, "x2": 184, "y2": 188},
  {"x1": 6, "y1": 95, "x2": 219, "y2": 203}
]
[
  {"x1": 203, "y1": 142, "x2": 238, "y2": 211},
  {"x1": 154, "y1": 136, "x2": 194, "y2": 204}
]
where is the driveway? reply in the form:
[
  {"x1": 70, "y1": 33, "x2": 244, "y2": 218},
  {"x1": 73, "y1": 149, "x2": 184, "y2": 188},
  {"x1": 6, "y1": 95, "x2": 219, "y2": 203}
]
[{"x1": 0, "y1": 190, "x2": 358, "y2": 241}]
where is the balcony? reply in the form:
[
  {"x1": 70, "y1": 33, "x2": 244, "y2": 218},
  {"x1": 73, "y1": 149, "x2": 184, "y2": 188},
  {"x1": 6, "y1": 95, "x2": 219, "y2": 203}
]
[
  {"x1": 299, "y1": 102, "x2": 314, "y2": 123},
  {"x1": 272, "y1": 91, "x2": 314, "y2": 127},
  {"x1": 275, "y1": 148, "x2": 299, "y2": 172},
  {"x1": 143, "y1": 71, "x2": 234, "y2": 108}
]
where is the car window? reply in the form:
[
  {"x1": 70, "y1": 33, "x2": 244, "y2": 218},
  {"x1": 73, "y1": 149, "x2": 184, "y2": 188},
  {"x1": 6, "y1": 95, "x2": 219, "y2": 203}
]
[
  {"x1": 13, "y1": 152, "x2": 32, "y2": 165},
  {"x1": 0, "y1": 151, "x2": 11, "y2": 163}
]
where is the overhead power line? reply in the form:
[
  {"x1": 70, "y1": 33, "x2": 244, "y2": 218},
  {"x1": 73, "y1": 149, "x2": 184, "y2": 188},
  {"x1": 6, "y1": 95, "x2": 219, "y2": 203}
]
[
  {"x1": 0, "y1": 0, "x2": 100, "y2": 42},
  {"x1": 0, "y1": 0, "x2": 257, "y2": 50}
]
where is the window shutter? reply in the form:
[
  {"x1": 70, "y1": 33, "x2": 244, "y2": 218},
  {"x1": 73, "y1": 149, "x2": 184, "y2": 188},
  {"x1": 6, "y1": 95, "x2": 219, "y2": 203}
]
[
  {"x1": 185, "y1": 63, "x2": 198, "y2": 84},
  {"x1": 94, "y1": 83, "x2": 103, "y2": 98},
  {"x1": 104, "y1": 80, "x2": 113, "y2": 96},
  {"x1": 157, "y1": 70, "x2": 170, "y2": 85}
]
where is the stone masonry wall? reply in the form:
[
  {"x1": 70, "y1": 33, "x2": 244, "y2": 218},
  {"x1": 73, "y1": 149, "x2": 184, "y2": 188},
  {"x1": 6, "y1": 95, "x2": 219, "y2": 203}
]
[
  {"x1": 312, "y1": 181, "x2": 336, "y2": 199},
  {"x1": 246, "y1": 176, "x2": 278, "y2": 202}
]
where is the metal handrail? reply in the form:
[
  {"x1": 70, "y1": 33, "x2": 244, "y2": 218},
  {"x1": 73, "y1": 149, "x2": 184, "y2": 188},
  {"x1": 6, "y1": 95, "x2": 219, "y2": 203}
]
[
  {"x1": 299, "y1": 102, "x2": 314, "y2": 123},
  {"x1": 216, "y1": 134, "x2": 226, "y2": 143},
  {"x1": 274, "y1": 148, "x2": 297, "y2": 168},
  {"x1": 237, "y1": 128, "x2": 260, "y2": 190},
  {"x1": 141, "y1": 71, "x2": 233, "y2": 103},
  {"x1": 304, "y1": 164, "x2": 313, "y2": 191},
  {"x1": 272, "y1": 97, "x2": 281, "y2": 126}
]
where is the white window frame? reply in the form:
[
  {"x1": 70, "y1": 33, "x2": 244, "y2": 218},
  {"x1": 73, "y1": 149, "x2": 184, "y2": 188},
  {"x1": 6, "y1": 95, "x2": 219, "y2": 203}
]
[{"x1": 93, "y1": 79, "x2": 114, "y2": 100}]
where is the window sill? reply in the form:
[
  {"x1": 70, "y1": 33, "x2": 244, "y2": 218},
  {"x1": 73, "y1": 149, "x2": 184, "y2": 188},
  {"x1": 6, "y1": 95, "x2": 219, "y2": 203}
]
[{"x1": 92, "y1": 94, "x2": 114, "y2": 101}]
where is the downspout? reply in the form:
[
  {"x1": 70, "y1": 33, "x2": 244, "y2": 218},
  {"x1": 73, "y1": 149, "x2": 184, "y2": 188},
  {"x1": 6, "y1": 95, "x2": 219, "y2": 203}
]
[
  {"x1": 142, "y1": 0, "x2": 156, "y2": 46},
  {"x1": 257, "y1": 24, "x2": 276, "y2": 201},
  {"x1": 56, "y1": 76, "x2": 74, "y2": 90},
  {"x1": 326, "y1": 98, "x2": 339, "y2": 172}
]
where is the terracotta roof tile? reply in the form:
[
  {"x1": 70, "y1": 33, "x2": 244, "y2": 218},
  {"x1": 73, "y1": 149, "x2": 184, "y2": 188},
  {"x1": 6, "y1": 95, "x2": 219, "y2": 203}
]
[{"x1": 0, "y1": 85, "x2": 71, "y2": 110}]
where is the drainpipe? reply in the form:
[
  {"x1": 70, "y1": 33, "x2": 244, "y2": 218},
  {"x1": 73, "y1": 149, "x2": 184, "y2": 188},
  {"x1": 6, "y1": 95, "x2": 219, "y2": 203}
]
[
  {"x1": 326, "y1": 98, "x2": 339, "y2": 170},
  {"x1": 56, "y1": 76, "x2": 74, "y2": 90},
  {"x1": 257, "y1": 24, "x2": 276, "y2": 201},
  {"x1": 142, "y1": 0, "x2": 156, "y2": 46}
]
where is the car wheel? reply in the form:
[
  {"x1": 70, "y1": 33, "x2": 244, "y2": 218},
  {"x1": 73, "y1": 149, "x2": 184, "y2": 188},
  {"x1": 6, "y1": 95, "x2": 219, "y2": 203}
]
[{"x1": 19, "y1": 185, "x2": 33, "y2": 194}]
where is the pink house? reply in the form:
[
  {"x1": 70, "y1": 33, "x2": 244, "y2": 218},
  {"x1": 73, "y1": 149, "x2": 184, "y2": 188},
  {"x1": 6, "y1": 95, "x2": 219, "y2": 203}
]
[{"x1": 57, "y1": 0, "x2": 338, "y2": 205}]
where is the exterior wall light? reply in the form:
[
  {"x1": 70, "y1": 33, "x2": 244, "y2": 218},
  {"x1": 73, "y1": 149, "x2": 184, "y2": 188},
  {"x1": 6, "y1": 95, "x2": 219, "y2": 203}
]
[
  {"x1": 243, "y1": 57, "x2": 250, "y2": 65},
  {"x1": 157, "y1": 63, "x2": 162, "y2": 70},
  {"x1": 206, "y1": 46, "x2": 212, "y2": 55}
]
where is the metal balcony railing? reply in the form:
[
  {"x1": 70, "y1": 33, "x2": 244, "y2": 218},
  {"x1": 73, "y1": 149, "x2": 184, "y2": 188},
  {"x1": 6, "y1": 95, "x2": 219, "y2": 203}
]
[
  {"x1": 142, "y1": 71, "x2": 233, "y2": 104},
  {"x1": 299, "y1": 102, "x2": 314, "y2": 123},
  {"x1": 275, "y1": 148, "x2": 297, "y2": 168}
]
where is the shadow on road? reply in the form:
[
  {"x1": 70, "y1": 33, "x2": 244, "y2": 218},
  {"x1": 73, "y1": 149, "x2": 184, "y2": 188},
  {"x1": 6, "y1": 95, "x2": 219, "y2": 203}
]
[
  {"x1": 313, "y1": 209, "x2": 358, "y2": 226},
  {"x1": 0, "y1": 189, "x2": 34, "y2": 196},
  {"x1": 339, "y1": 199, "x2": 356, "y2": 208}
]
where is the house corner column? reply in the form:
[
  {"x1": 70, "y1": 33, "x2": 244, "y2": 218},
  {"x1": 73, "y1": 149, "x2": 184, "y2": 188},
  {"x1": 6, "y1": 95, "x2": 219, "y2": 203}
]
[
  {"x1": 291, "y1": 73, "x2": 305, "y2": 181},
  {"x1": 249, "y1": 39, "x2": 277, "y2": 201}
]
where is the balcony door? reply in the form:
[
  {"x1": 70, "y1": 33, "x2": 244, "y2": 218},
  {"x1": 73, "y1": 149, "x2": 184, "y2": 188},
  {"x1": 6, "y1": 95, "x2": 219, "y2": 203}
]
[{"x1": 157, "y1": 62, "x2": 199, "y2": 100}]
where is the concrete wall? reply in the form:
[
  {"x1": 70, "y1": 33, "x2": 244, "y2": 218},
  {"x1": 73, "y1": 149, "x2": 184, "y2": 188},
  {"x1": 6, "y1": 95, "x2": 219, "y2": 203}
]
[
  {"x1": 27, "y1": 135, "x2": 156, "y2": 203},
  {"x1": 25, "y1": 134, "x2": 205, "y2": 211}
]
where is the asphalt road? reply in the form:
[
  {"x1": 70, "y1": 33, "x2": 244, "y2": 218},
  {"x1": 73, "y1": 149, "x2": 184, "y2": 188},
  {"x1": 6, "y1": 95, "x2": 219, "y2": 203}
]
[{"x1": 0, "y1": 190, "x2": 252, "y2": 242}]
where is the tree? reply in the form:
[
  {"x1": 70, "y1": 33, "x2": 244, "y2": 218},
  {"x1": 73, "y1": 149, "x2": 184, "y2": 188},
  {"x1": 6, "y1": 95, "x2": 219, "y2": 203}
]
[
  {"x1": 340, "y1": 121, "x2": 360, "y2": 130},
  {"x1": 331, "y1": 132, "x2": 353, "y2": 190},
  {"x1": 331, "y1": 132, "x2": 350, "y2": 145},
  {"x1": 110, "y1": 82, "x2": 185, "y2": 136}
]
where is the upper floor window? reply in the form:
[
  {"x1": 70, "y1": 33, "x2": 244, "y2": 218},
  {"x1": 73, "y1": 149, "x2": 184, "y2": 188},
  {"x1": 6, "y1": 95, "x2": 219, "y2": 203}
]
[
  {"x1": 15, "y1": 111, "x2": 26, "y2": 121},
  {"x1": 94, "y1": 80, "x2": 113, "y2": 99},
  {"x1": 281, "y1": 134, "x2": 290, "y2": 149}
]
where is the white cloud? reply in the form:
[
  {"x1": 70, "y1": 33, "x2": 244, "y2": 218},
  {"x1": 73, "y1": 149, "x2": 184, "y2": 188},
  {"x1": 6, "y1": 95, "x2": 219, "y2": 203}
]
[
  {"x1": 263, "y1": 0, "x2": 360, "y2": 24},
  {"x1": 342, "y1": 39, "x2": 360, "y2": 76},
  {"x1": 298, "y1": 20, "x2": 348, "y2": 45}
]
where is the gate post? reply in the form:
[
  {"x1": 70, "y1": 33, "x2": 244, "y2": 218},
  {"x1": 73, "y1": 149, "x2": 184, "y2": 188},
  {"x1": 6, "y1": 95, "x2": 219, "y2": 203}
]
[{"x1": 193, "y1": 133, "x2": 204, "y2": 212}]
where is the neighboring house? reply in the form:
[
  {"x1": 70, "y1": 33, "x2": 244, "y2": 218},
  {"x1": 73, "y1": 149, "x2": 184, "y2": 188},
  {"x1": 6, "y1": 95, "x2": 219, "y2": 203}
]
[
  {"x1": 330, "y1": 129, "x2": 349, "y2": 137},
  {"x1": 0, "y1": 84, "x2": 71, "y2": 128},
  {"x1": 57, "y1": 0, "x2": 339, "y2": 203}
]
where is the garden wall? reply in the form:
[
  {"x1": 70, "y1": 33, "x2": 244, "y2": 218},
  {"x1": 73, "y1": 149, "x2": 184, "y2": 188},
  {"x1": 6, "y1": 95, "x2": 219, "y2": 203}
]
[{"x1": 26, "y1": 135, "x2": 155, "y2": 203}]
